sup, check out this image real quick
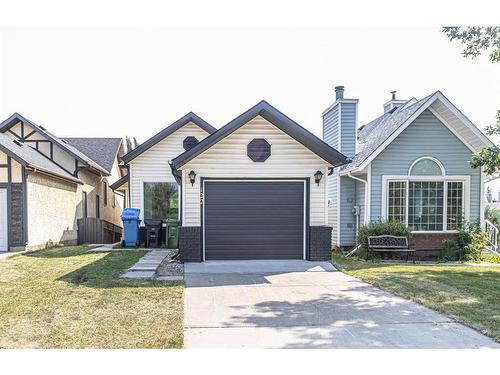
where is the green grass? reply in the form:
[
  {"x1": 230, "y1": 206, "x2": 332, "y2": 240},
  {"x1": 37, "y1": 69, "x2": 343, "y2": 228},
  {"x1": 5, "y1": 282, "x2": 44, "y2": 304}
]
[
  {"x1": 0, "y1": 246, "x2": 183, "y2": 348},
  {"x1": 332, "y1": 255, "x2": 500, "y2": 342}
]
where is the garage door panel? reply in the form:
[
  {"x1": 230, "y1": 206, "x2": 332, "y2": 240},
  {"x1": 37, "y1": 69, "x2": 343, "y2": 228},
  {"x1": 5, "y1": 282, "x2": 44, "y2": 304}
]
[{"x1": 204, "y1": 181, "x2": 305, "y2": 260}]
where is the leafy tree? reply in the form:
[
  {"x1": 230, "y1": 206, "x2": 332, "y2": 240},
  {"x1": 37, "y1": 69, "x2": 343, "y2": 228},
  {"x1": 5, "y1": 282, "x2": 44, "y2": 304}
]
[
  {"x1": 442, "y1": 27, "x2": 500, "y2": 62},
  {"x1": 442, "y1": 26, "x2": 500, "y2": 174},
  {"x1": 125, "y1": 136, "x2": 139, "y2": 153},
  {"x1": 487, "y1": 186, "x2": 493, "y2": 203}
]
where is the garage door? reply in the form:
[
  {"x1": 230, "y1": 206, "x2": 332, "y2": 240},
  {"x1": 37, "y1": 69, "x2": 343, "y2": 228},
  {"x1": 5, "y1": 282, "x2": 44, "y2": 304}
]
[
  {"x1": 0, "y1": 189, "x2": 7, "y2": 252},
  {"x1": 204, "y1": 181, "x2": 305, "y2": 260}
]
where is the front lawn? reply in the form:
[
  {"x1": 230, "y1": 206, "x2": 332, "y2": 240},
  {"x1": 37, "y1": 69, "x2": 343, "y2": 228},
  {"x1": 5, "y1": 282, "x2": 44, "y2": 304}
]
[
  {"x1": 332, "y1": 255, "x2": 500, "y2": 342},
  {"x1": 0, "y1": 246, "x2": 183, "y2": 348}
]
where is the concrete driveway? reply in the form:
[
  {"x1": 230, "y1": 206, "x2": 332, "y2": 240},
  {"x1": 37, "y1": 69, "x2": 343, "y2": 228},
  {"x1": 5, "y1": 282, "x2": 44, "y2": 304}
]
[{"x1": 184, "y1": 260, "x2": 499, "y2": 349}]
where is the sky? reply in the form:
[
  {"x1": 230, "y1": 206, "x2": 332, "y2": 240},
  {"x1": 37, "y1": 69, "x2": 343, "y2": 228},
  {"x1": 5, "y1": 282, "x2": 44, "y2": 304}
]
[{"x1": 1, "y1": 27, "x2": 499, "y2": 191}]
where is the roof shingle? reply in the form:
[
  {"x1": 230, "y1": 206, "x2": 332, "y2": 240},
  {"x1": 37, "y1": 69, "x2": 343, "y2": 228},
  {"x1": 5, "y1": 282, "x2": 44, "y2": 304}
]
[{"x1": 64, "y1": 138, "x2": 122, "y2": 173}]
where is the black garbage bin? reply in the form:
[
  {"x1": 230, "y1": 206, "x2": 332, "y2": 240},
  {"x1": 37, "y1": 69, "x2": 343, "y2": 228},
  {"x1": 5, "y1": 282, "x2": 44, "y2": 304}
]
[{"x1": 144, "y1": 219, "x2": 163, "y2": 248}]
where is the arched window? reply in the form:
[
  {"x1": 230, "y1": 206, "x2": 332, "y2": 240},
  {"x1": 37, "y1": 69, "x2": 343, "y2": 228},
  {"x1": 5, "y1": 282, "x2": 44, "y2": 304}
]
[{"x1": 409, "y1": 157, "x2": 445, "y2": 176}]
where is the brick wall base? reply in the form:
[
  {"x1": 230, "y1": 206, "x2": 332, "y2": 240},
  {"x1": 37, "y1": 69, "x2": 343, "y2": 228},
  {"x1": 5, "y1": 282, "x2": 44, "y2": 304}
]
[
  {"x1": 410, "y1": 232, "x2": 458, "y2": 250},
  {"x1": 309, "y1": 226, "x2": 332, "y2": 261},
  {"x1": 179, "y1": 226, "x2": 202, "y2": 262},
  {"x1": 409, "y1": 233, "x2": 459, "y2": 259}
]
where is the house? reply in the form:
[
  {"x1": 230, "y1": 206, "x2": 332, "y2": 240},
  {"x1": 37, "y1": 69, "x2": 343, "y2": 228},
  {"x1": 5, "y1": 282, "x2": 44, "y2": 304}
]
[
  {"x1": 328, "y1": 86, "x2": 494, "y2": 254},
  {"x1": 118, "y1": 101, "x2": 346, "y2": 261},
  {"x1": 0, "y1": 113, "x2": 126, "y2": 252},
  {"x1": 117, "y1": 87, "x2": 493, "y2": 262}
]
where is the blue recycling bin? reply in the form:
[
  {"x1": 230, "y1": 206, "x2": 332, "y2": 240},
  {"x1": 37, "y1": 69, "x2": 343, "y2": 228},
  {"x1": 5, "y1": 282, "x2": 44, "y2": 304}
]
[{"x1": 121, "y1": 208, "x2": 141, "y2": 247}]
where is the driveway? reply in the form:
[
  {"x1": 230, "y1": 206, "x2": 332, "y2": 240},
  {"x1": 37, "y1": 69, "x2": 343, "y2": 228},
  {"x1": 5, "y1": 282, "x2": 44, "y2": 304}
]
[{"x1": 184, "y1": 260, "x2": 499, "y2": 348}]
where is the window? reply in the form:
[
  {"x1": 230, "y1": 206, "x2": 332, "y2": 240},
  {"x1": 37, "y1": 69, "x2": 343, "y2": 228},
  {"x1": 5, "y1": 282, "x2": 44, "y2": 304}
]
[
  {"x1": 112, "y1": 191, "x2": 116, "y2": 208},
  {"x1": 95, "y1": 195, "x2": 100, "y2": 218},
  {"x1": 408, "y1": 181, "x2": 444, "y2": 231},
  {"x1": 385, "y1": 178, "x2": 465, "y2": 232},
  {"x1": 388, "y1": 181, "x2": 406, "y2": 223},
  {"x1": 143, "y1": 182, "x2": 178, "y2": 220},
  {"x1": 103, "y1": 182, "x2": 108, "y2": 206},
  {"x1": 82, "y1": 192, "x2": 88, "y2": 218},
  {"x1": 447, "y1": 181, "x2": 464, "y2": 230},
  {"x1": 409, "y1": 158, "x2": 444, "y2": 176}
]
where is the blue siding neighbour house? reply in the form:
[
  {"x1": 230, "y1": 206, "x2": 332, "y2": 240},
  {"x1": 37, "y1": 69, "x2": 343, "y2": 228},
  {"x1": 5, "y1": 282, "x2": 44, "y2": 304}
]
[{"x1": 323, "y1": 87, "x2": 494, "y2": 252}]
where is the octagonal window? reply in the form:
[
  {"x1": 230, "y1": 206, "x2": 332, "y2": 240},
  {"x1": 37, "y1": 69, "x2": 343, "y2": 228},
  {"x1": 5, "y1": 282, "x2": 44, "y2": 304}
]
[
  {"x1": 247, "y1": 138, "x2": 271, "y2": 162},
  {"x1": 183, "y1": 136, "x2": 199, "y2": 151}
]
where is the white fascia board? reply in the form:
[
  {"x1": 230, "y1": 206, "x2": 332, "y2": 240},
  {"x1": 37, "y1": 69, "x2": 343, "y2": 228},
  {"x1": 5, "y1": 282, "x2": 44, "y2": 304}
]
[
  {"x1": 434, "y1": 91, "x2": 495, "y2": 149},
  {"x1": 427, "y1": 107, "x2": 478, "y2": 153}
]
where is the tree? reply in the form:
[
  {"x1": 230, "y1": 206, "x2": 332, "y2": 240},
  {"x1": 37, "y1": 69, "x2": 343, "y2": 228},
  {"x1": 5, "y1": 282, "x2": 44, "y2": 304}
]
[
  {"x1": 487, "y1": 186, "x2": 493, "y2": 203},
  {"x1": 442, "y1": 27, "x2": 500, "y2": 174},
  {"x1": 125, "y1": 136, "x2": 139, "y2": 153}
]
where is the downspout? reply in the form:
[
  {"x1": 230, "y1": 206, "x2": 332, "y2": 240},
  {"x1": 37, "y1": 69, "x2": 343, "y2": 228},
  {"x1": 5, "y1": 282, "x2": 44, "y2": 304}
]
[{"x1": 346, "y1": 171, "x2": 368, "y2": 236}]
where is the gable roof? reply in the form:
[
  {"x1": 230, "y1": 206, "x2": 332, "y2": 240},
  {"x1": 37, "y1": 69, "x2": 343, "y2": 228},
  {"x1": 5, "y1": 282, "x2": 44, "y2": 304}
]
[
  {"x1": 122, "y1": 112, "x2": 217, "y2": 163},
  {"x1": 171, "y1": 100, "x2": 347, "y2": 169},
  {"x1": 0, "y1": 133, "x2": 82, "y2": 184},
  {"x1": 342, "y1": 91, "x2": 495, "y2": 173},
  {"x1": 64, "y1": 137, "x2": 123, "y2": 173},
  {"x1": 0, "y1": 113, "x2": 110, "y2": 175}
]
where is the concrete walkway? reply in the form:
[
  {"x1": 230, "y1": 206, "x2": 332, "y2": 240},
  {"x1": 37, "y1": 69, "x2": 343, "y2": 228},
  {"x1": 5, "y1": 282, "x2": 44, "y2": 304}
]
[
  {"x1": 122, "y1": 250, "x2": 170, "y2": 278},
  {"x1": 184, "y1": 260, "x2": 499, "y2": 349}
]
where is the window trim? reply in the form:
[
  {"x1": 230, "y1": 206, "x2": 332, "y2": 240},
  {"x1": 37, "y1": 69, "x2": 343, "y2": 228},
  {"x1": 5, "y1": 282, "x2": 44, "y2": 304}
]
[
  {"x1": 140, "y1": 179, "x2": 180, "y2": 223},
  {"x1": 82, "y1": 191, "x2": 88, "y2": 218},
  {"x1": 95, "y1": 194, "x2": 100, "y2": 219},
  {"x1": 382, "y1": 175, "x2": 470, "y2": 233},
  {"x1": 408, "y1": 156, "x2": 446, "y2": 176},
  {"x1": 103, "y1": 181, "x2": 108, "y2": 206}
]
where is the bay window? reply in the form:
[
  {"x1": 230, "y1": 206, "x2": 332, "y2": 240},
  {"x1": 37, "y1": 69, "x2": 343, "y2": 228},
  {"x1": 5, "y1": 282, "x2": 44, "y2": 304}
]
[{"x1": 384, "y1": 157, "x2": 467, "y2": 232}]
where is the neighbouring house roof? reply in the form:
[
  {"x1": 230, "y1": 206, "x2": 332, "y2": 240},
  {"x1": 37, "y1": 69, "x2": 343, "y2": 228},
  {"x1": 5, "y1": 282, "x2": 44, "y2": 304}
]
[
  {"x1": 122, "y1": 112, "x2": 217, "y2": 163},
  {"x1": 0, "y1": 132, "x2": 82, "y2": 184},
  {"x1": 64, "y1": 137, "x2": 123, "y2": 174},
  {"x1": 171, "y1": 100, "x2": 348, "y2": 170},
  {"x1": 0, "y1": 113, "x2": 110, "y2": 175},
  {"x1": 342, "y1": 91, "x2": 495, "y2": 173},
  {"x1": 110, "y1": 174, "x2": 129, "y2": 191}
]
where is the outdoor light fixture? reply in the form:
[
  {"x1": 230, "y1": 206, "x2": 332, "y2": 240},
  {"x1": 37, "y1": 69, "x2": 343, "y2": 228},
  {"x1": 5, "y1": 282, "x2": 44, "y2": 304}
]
[
  {"x1": 314, "y1": 170, "x2": 324, "y2": 186},
  {"x1": 188, "y1": 170, "x2": 196, "y2": 186}
]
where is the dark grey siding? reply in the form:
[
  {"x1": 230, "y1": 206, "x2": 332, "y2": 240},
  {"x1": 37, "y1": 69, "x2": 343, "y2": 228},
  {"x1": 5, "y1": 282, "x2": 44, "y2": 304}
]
[{"x1": 204, "y1": 181, "x2": 304, "y2": 260}]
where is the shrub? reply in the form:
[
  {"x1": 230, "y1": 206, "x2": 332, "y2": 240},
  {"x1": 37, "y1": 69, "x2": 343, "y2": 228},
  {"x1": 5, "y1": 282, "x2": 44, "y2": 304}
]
[
  {"x1": 481, "y1": 254, "x2": 500, "y2": 264},
  {"x1": 441, "y1": 221, "x2": 489, "y2": 262},
  {"x1": 356, "y1": 221, "x2": 411, "y2": 254}
]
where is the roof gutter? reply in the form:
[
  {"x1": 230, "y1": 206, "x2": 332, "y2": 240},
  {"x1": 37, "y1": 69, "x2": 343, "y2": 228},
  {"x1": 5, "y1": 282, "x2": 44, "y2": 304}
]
[{"x1": 169, "y1": 161, "x2": 182, "y2": 185}]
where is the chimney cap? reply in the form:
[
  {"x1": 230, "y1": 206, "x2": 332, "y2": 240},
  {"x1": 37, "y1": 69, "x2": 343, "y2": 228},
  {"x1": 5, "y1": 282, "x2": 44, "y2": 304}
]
[
  {"x1": 335, "y1": 85, "x2": 345, "y2": 100},
  {"x1": 391, "y1": 90, "x2": 397, "y2": 100}
]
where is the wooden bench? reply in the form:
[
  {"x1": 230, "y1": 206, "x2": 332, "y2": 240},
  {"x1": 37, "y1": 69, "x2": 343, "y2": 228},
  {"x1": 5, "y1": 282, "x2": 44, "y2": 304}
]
[{"x1": 367, "y1": 235, "x2": 415, "y2": 263}]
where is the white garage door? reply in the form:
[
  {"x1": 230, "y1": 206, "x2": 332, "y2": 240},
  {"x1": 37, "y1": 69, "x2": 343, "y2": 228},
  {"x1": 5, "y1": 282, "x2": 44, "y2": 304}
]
[{"x1": 0, "y1": 189, "x2": 7, "y2": 252}]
